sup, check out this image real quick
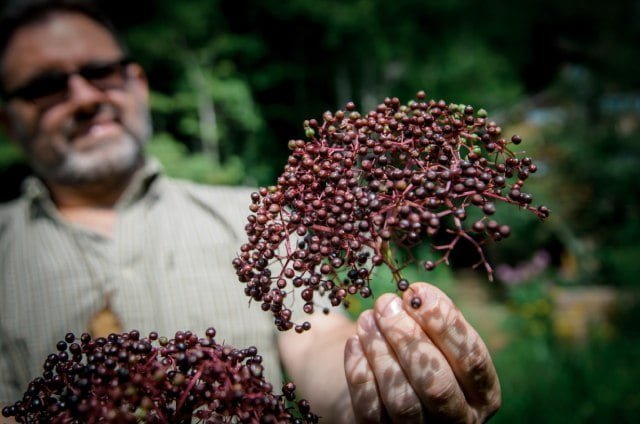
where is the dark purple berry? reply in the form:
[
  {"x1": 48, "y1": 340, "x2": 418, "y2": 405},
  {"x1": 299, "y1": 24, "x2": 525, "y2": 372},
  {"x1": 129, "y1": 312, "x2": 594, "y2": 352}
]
[{"x1": 397, "y1": 279, "x2": 409, "y2": 291}]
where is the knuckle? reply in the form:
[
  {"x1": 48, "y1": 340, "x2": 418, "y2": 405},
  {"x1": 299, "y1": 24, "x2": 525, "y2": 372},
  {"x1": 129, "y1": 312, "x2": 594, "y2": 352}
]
[
  {"x1": 490, "y1": 394, "x2": 501, "y2": 412},
  {"x1": 427, "y1": 378, "x2": 458, "y2": 406},
  {"x1": 475, "y1": 387, "x2": 501, "y2": 423},
  {"x1": 464, "y1": 344, "x2": 489, "y2": 376},
  {"x1": 443, "y1": 303, "x2": 460, "y2": 327},
  {"x1": 395, "y1": 404, "x2": 423, "y2": 422},
  {"x1": 358, "y1": 408, "x2": 385, "y2": 424},
  {"x1": 486, "y1": 389, "x2": 502, "y2": 415},
  {"x1": 389, "y1": 397, "x2": 423, "y2": 422},
  {"x1": 433, "y1": 303, "x2": 460, "y2": 339}
]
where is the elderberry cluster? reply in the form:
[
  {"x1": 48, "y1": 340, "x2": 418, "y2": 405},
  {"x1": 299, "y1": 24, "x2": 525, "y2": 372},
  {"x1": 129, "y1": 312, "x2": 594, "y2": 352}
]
[
  {"x1": 233, "y1": 91, "x2": 549, "y2": 332},
  {"x1": 2, "y1": 328, "x2": 317, "y2": 423}
]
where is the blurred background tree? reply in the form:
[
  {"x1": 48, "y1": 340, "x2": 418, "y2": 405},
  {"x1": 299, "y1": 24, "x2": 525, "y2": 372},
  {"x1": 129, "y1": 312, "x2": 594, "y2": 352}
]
[{"x1": 1, "y1": 0, "x2": 639, "y2": 421}]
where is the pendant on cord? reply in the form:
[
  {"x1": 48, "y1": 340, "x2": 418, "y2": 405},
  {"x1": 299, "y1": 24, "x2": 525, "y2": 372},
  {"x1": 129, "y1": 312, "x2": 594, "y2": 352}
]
[{"x1": 89, "y1": 292, "x2": 122, "y2": 338}]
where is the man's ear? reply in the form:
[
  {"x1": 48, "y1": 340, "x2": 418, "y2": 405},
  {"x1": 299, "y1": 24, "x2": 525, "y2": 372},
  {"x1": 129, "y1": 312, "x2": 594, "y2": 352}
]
[{"x1": 127, "y1": 63, "x2": 149, "y2": 102}]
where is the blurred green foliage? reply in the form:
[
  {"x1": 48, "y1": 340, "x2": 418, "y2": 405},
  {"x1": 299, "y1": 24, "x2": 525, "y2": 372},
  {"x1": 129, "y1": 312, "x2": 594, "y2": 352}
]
[
  {"x1": 493, "y1": 278, "x2": 640, "y2": 423},
  {"x1": 0, "y1": 138, "x2": 21, "y2": 168},
  {"x1": 145, "y1": 133, "x2": 246, "y2": 185},
  {"x1": 542, "y1": 110, "x2": 640, "y2": 286},
  {"x1": 494, "y1": 331, "x2": 640, "y2": 423}
]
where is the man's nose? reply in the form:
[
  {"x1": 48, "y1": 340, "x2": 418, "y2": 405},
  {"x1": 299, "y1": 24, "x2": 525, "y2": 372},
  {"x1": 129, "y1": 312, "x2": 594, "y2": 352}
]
[{"x1": 67, "y1": 74, "x2": 105, "y2": 107}]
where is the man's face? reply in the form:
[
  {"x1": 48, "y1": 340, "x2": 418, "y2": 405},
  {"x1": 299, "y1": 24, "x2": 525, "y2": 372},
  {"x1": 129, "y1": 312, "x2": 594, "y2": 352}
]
[{"x1": 1, "y1": 12, "x2": 151, "y2": 186}]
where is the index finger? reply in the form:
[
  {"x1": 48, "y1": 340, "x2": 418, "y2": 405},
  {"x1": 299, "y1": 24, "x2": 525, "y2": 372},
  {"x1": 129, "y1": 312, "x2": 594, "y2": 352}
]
[{"x1": 402, "y1": 282, "x2": 501, "y2": 410}]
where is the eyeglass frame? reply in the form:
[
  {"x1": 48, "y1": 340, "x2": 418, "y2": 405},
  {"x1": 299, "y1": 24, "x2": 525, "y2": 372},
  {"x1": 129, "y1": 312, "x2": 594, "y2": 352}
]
[{"x1": 0, "y1": 57, "x2": 133, "y2": 108}]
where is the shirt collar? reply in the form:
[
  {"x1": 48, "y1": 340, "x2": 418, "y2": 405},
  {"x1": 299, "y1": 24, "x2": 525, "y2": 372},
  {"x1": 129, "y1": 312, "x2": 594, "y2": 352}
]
[
  {"x1": 21, "y1": 158, "x2": 164, "y2": 209},
  {"x1": 116, "y1": 158, "x2": 163, "y2": 209}
]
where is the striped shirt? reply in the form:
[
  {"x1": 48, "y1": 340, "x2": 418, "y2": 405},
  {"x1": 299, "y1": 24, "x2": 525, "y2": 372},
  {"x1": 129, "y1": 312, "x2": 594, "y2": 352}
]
[{"x1": 0, "y1": 160, "x2": 281, "y2": 403}]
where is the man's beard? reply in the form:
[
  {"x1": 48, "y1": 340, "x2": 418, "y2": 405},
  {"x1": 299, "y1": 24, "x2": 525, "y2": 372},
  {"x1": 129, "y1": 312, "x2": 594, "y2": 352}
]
[
  {"x1": 28, "y1": 103, "x2": 152, "y2": 186},
  {"x1": 39, "y1": 134, "x2": 144, "y2": 186}
]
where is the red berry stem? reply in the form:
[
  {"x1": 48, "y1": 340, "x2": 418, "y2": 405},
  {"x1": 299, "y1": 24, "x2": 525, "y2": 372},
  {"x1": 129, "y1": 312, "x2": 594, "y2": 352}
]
[{"x1": 381, "y1": 240, "x2": 405, "y2": 284}]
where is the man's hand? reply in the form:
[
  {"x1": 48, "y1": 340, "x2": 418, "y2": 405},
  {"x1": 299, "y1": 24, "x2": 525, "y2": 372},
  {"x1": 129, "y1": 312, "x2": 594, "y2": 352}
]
[
  {"x1": 279, "y1": 282, "x2": 500, "y2": 423},
  {"x1": 344, "y1": 282, "x2": 501, "y2": 423}
]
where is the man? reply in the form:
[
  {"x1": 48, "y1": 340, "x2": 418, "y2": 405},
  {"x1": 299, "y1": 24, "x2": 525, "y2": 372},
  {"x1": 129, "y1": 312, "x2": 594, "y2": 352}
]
[{"x1": 0, "y1": 1, "x2": 501, "y2": 422}]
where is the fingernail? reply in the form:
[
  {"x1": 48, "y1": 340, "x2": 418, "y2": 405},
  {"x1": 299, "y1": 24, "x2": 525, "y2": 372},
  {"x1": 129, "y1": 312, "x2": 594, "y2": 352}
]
[
  {"x1": 358, "y1": 311, "x2": 376, "y2": 332},
  {"x1": 380, "y1": 296, "x2": 403, "y2": 317},
  {"x1": 405, "y1": 285, "x2": 438, "y2": 310}
]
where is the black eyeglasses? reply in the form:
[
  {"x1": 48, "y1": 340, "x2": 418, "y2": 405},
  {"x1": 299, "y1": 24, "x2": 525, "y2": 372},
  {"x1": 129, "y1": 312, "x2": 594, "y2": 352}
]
[{"x1": 1, "y1": 57, "x2": 132, "y2": 107}]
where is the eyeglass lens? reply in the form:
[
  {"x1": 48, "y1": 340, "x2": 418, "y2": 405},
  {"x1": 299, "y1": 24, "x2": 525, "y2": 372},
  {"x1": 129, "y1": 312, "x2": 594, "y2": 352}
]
[{"x1": 3, "y1": 58, "x2": 129, "y2": 106}]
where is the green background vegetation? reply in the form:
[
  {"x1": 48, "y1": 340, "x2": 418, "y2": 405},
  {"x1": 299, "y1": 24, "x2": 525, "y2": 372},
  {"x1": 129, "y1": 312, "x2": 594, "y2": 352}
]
[{"x1": 1, "y1": 0, "x2": 639, "y2": 421}]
